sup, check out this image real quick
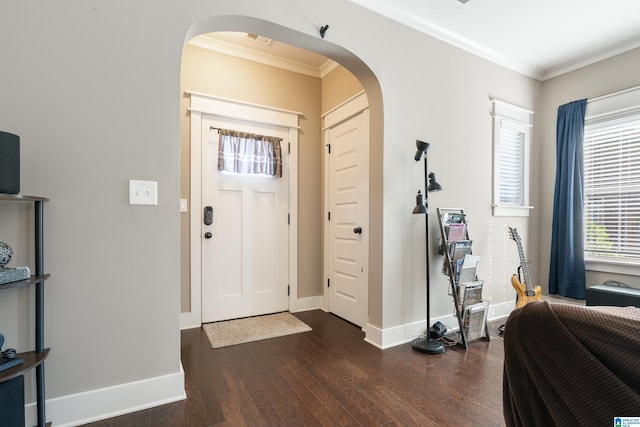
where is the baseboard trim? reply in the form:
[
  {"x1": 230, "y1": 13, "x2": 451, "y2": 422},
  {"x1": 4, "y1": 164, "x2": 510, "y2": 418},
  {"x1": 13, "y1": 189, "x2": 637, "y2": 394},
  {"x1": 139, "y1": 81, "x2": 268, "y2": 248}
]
[
  {"x1": 486, "y1": 300, "x2": 516, "y2": 321},
  {"x1": 363, "y1": 300, "x2": 515, "y2": 349},
  {"x1": 289, "y1": 296, "x2": 323, "y2": 313},
  {"x1": 27, "y1": 366, "x2": 186, "y2": 427},
  {"x1": 363, "y1": 319, "x2": 424, "y2": 349},
  {"x1": 182, "y1": 299, "x2": 515, "y2": 350},
  {"x1": 180, "y1": 310, "x2": 201, "y2": 330}
]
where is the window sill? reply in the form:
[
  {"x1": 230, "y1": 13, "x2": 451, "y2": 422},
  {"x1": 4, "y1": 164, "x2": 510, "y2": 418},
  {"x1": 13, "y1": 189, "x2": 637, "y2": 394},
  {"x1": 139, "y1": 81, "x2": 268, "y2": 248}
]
[
  {"x1": 585, "y1": 258, "x2": 640, "y2": 276},
  {"x1": 492, "y1": 205, "x2": 533, "y2": 217}
]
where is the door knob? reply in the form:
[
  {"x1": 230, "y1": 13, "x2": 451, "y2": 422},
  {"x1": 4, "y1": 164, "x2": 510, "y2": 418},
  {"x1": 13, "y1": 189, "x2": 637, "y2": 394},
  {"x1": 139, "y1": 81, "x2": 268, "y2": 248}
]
[
  {"x1": 204, "y1": 232, "x2": 212, "y2": 239},
  {"x1": 353, "y1": 226, "x2": 362, "y2": 234}
]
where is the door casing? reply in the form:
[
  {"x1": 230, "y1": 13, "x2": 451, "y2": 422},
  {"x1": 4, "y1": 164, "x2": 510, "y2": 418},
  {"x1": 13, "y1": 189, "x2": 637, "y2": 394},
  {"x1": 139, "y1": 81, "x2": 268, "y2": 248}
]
[
  {"x1": 323, "y1": 91, "x2": 370, "y2": 327},
  {"x1": 182, "y1": 92, "x2": 300, "y2": 329}
]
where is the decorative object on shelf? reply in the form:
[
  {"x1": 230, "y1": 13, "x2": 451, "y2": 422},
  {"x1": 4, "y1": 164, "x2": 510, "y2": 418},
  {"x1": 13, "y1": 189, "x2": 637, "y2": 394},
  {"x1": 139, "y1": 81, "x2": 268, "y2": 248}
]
[
  {"x1": 0, "y1": 242, "x2": 12, "y2": 267},
  {"x1": 0, "y1": 333, "x2": 23, "y2": 373},
  {"x1": 411, "y1": 139, "x2": 446, "y2": 355},
  {"x1": 0, "y1": 131, "x2": 20, "y2": 194},
  {"x1": 0, "y1": 242, "x2": 30, "y2": 285}
]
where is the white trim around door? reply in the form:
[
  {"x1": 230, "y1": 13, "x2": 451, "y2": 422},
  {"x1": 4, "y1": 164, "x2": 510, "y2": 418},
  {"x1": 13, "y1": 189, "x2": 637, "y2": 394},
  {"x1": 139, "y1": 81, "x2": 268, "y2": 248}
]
[{"x1": 322, "y1": 91, "x2": 370, "y2": 327}]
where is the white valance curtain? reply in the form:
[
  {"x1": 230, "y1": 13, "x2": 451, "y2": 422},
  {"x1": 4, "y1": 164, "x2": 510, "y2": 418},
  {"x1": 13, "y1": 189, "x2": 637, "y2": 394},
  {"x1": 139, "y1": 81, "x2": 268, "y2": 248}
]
[{"x1": 217, "y1": 129, "x2": 282, "y2": 177}]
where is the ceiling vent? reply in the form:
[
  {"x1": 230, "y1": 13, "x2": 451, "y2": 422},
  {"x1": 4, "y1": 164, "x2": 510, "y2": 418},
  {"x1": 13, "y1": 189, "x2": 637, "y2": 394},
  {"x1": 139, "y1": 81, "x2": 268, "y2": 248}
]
[{"x1": 244, "y1": 33, "x2": 272, "y2": 45}]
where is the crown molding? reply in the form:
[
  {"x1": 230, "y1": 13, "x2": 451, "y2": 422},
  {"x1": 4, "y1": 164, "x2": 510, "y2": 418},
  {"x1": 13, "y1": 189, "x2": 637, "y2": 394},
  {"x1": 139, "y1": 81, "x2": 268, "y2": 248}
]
[
  {"x1": 348, "y1": 0, "x2": 640, "y2": 81},
  {"x1": 188, "y1": 35, "x2": 339, "y2": 79},
  {"x1": 541, "y1": 38, "x2": 640, "y2": 81}
]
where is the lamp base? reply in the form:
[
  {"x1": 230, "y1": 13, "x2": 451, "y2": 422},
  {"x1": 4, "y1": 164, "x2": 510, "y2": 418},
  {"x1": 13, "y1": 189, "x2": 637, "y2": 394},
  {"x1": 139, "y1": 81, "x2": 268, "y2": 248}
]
[{"x1": 411, "y1": 336, "x2": 445, "y2": 354}]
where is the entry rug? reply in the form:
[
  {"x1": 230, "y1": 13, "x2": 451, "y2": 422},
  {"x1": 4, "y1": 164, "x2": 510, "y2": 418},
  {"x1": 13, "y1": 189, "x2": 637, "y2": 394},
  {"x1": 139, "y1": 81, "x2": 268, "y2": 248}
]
[{"x1": 203, "y1": 312, "x2": 312, "y2": 348}]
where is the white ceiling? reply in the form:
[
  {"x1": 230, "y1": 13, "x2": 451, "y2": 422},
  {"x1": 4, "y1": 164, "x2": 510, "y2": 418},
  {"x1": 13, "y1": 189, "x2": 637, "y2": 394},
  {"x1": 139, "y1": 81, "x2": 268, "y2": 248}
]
[
  {"x1": 351, "y1": 0, "x2": 640, "y2": 80},
  {"x1": 190, "y1": 0, "x2": 640, "y2": 81}
]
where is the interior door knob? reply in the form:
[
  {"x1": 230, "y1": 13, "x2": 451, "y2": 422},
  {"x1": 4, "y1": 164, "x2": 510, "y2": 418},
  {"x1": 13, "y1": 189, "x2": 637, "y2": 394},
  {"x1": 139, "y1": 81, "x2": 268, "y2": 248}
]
[
  {"x1": 353, "y1": 226, "x2": 362, "y2": 234},
  {"x1": 204, "y1": 232, "x2": 212, "y2": 239}
]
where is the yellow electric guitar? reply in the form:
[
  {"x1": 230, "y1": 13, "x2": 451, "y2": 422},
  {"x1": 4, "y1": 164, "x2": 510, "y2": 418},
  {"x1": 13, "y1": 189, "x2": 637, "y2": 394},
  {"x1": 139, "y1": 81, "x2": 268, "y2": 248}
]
[{"x1": 508, "y1": 227, "x2": 542, "y2": 308}]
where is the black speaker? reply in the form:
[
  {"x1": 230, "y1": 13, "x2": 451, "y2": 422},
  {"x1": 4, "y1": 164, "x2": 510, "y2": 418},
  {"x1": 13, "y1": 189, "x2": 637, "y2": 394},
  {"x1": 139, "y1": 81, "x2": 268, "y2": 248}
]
[
  {"x1": 0, "y1": 131, "x2": 20, "y2": 194},
  {"x1": 0, "y1": 375, "x2": 25, "y2": 427}
]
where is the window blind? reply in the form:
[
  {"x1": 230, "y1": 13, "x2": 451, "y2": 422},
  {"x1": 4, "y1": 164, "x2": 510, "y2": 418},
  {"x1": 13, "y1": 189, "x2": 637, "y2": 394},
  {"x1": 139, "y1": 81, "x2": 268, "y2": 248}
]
[
  {"x1": 584, "y1": 110, "x2": 640, "y2": 260},
  {"x1": 499, "y1": 121, "x2": 525, "y2": 205}
]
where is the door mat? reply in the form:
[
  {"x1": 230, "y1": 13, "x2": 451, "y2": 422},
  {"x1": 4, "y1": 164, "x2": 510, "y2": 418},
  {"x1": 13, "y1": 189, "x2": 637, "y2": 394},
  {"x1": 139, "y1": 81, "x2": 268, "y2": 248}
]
[{"x1": 202, "y1": 312, "x2": 312, "y2": 348}]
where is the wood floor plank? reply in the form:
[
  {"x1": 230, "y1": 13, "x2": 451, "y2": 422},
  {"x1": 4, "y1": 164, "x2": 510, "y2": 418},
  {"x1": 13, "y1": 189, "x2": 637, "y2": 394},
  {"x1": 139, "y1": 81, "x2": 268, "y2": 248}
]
[
  {"x1": 279, "y1": 360, "x2": 362, "y2": 426},
  {"x1": 82, "y1": 311, "x2": 506, "y2": 426}
]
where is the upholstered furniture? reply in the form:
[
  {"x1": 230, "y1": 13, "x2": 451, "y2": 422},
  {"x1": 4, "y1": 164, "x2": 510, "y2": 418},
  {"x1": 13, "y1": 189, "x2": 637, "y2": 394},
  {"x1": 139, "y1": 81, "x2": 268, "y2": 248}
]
[{"x1": 503, "y1": 301, "x2": 640, "y2": 426}]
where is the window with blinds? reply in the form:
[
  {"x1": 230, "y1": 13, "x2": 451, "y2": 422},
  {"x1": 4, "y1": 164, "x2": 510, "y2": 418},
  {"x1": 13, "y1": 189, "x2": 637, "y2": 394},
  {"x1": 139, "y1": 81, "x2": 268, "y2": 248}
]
[
  {"x1": 583, "y1": 110, "x2": 640, "y2": 261},
  {"x1": 498, "y1": 122, "x2": 525, "y2": 205},
  {"x1": 491, "y1": 99, "x2": 533, "y2": 217}
]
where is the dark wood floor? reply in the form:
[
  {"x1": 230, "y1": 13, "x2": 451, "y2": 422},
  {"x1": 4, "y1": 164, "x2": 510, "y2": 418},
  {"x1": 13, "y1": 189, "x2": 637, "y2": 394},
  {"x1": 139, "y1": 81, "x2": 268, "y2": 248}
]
[{"x1": 84, "y1": 310, "x2": 506, "y2": 426}]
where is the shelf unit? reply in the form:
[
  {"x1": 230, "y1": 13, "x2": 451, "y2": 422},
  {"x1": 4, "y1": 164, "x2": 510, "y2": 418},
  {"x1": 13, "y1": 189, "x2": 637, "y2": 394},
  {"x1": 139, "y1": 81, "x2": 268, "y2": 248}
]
[
  {"x1": 0, "y1": 193, "x2": 50, "y2": 427},
  {"x1": 436, "y1": 208, "x2": 490, "y2": 350}
]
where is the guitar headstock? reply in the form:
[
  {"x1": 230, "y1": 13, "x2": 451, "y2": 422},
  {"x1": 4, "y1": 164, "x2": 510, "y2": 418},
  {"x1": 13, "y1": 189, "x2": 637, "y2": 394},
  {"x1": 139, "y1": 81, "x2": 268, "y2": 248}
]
[{"x1": 508, "y1": 227, "x2": 521, "y2": 243}]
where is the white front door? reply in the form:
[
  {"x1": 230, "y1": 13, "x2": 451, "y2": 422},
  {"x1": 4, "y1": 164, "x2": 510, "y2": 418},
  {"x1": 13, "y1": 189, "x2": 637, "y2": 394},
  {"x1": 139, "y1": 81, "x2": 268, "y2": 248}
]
[
  {"x1": 325, "y1": 99, "x2": 369, "y2": 327},
  {"x1": 201, "y1": 115, "x2": 289, "y2": 323}
]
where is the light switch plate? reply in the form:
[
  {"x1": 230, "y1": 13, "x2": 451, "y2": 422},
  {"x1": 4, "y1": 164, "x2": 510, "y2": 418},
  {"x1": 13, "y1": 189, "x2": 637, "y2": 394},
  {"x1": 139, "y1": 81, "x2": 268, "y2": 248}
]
[
  {"x1": 129, "y1": 180, "x2": 158, "y2": 205},
  {"x1": 180, "y1": 198, "x2": 188, "y2": 213}
]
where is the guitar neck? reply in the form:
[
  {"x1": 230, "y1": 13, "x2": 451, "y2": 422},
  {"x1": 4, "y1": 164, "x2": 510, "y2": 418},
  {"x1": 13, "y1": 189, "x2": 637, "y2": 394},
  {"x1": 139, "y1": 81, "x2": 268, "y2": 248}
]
[{"x1": 516, "y1": 243, "x2": 534, "y2": 294}]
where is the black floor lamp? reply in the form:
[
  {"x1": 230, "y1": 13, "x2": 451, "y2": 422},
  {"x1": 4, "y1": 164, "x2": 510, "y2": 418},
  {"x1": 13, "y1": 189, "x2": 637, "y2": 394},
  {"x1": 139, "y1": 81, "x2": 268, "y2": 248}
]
[{"x1": 411, "y1": 139, "x2": 445, "y2": 354}]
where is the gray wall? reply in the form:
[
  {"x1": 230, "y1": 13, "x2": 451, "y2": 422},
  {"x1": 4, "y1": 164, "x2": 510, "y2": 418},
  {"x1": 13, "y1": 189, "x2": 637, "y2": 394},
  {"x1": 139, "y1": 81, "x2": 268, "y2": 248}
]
[{"x1": 1, "y1": 0, "x2": 551, "y2": 419}]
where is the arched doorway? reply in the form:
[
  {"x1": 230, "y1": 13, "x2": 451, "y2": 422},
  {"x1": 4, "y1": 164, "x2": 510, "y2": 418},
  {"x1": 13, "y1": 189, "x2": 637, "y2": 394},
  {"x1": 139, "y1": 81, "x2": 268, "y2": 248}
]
[{"x1": 179, "y1": 17, "x2": 384, "y2": 338}]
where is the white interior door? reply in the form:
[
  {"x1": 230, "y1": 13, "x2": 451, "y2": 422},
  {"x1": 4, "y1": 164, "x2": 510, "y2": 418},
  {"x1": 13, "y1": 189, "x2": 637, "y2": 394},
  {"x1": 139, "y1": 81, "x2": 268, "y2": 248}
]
[
  {"x1": 326, "y1": 104, "x2": 369, "y2": 327},
  {"x1": 201, "y1": 115, "x2": 289, "y2": 323}
]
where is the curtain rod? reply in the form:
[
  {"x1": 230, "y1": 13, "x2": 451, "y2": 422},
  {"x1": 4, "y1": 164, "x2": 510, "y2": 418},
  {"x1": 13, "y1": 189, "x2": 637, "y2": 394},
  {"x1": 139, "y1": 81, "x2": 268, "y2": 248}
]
[{"x1": 210, "y1": 126, "x2": 283, "y2": 142}]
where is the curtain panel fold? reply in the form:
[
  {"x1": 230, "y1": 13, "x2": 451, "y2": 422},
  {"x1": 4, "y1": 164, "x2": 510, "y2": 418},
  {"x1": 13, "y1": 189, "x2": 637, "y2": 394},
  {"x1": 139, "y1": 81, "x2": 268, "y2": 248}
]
[
  {"x1": 217, "y1": 129, "x2": 282, "y2": 177},
  {"x1": 549, "y1": 99, "x2": 588, "y2": 299}
]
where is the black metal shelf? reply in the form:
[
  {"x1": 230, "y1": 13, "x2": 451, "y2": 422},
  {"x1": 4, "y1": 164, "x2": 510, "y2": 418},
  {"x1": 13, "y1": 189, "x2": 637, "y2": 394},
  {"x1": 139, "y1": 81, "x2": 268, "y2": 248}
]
[
  {"x1": 0, "y1": 275, "x2": 50, "y2": 292},
  {"x1": 0, "y1": 194, "x2": 49, "y2": 426},
  {"x1": 0, "y1": 349, "x2": 50, "y2": 383},
  {"x1": 0, "y1": 194, "x2": 49, "y2": 202}
]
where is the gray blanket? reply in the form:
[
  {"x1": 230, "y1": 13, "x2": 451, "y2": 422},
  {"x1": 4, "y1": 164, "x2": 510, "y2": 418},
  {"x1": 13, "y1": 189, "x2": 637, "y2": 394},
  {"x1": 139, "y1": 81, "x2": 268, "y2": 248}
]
[{"x1": 503, "y1": 301, "x2": 640, "y2": 426}]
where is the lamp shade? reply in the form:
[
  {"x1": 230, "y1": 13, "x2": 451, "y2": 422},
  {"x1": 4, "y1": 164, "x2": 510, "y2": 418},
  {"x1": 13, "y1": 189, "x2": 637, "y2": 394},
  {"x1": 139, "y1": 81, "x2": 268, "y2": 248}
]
[
  {"x1": 414, "y1": 139, "x2": 430, "y2": 161},
  {"x1": 428, "y1": 172, "x2": 442, "y2": 192},
  {"x1": 412, "y1": 190, "x2": 427, "y2": 214}
]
